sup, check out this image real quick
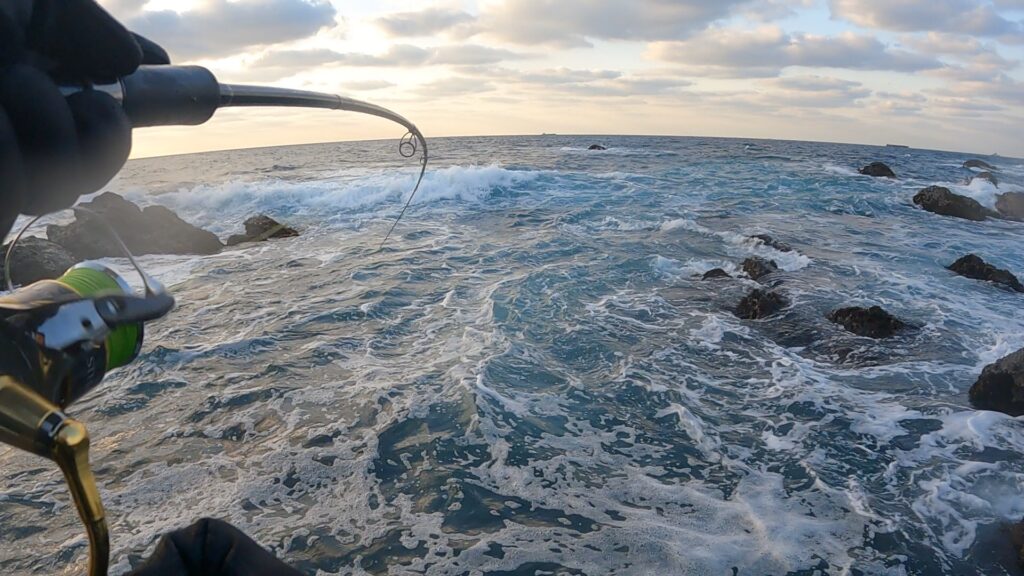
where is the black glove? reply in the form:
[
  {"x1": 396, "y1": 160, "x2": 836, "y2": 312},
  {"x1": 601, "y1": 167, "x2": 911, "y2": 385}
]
[
  {"x1": 0, "y1": 0, "x2": 169, "y2": 238},
  {"x1": 126, "y1": 518, "x2": 304, "y2": 576}
]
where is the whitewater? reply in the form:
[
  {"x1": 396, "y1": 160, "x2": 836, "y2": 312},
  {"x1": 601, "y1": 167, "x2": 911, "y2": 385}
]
[{"x1": 1, "y1": 135, "x2": 1023, "y2": 575}]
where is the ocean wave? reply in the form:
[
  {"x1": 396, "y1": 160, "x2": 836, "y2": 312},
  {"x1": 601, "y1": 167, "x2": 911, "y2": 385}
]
[
  {"x1": 121, "y1": 165, "x2": 541, "y2": 234},
  {"x1": 661, "y1": 218, "x2": 812, "y2": 271}
]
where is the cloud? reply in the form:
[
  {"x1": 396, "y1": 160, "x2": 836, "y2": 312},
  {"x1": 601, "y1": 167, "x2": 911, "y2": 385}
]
[
  {"x1": 242, "y1": 44, "x2": 532, "y2": 79},
  {"x1": 741, "y1": 0, "x2": 819, "y2": 21},
  {"x1": 458, "y1": 66, "x2": 691, "y2": 98},
  {"x1": 375, "y1": 8, "x2": 475, "y2": 37},
  {"x1": 123, "y1": 0, "x2": 337, "y2": 60},
  {"x1": 476, "y1": 0, "x2": 749, "y2": 47},
  {"x1": 829, "y1": 0, "x2": 1023, "y2": 38},
  {"x1": 648, "y1": 26, "x2": 943, "y2": 76},
  {"x1": 765, "y1": 75, "x2": 871, "y2": 107}
]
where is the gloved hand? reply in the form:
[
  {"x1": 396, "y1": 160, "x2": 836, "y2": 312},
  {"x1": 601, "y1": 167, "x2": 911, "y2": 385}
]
[{"x1": 0, "y1": 0, "x2": 169, "y2": 238}]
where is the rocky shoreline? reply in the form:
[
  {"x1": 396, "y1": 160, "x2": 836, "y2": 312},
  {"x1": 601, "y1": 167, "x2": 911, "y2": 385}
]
[{"x1": 5, "y1": 192, "x2": 299, "y2": 282}]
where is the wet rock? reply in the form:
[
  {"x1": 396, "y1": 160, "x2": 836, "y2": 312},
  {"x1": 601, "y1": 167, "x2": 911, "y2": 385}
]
[
  {"x1": 996, "y1": 192, "x2": 1024, "y2": 222},
  {"x1": 964, "y1": 159, "x2": 997, "y2": 171},
  {"x1": 1012, "y1": 521, "x2": 1024, "y2": 569},
  {"x1": 970, "y1": 171, "x2": 999, "y2": 187},
  {"x1": 969, "y1": 347, "x2": 1024, "y2": 416},
  {"x1": 858, "y1": 162, "x2": 896, "y2": 178},
  {"x1": 749, "y1": 234, "x2": 793, "y2": 253},
  {"x1": 702, "y1": 268, "x2": 731, "y2": 280},
  {"x1": 226, "y1": 215, "x2": 300, "y2": 246},
  {"x1": 0, "y1": 237, "x2": 75, "y2": 286},
  {"x1": 912, "y1": 185, "x2": 997, "y2": 222},
  {"x1": 588, "y1": 144, "x2": 607, "y2": 151},
  {"x1": 742, "y1": 257, "x2": 779, "y2": 281},
  {"x1": 47, "y1": 192, "x2": 222, "y2": 259},
  {"x1": 735, "y1": 289, "x2": 788, "y2": 319},
  {"x1": 948, "y1": 254, "x2": 1023, "y2": 293},
  {"x1": 828, "y1": 306, "x2": 906, "y2": 339}
]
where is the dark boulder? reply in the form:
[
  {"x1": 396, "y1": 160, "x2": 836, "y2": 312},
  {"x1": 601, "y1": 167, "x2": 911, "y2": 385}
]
[
  {"x1": 970, "y1": 171, "x2": 999, "y2": 187},
  {"x1": 226, "y1": 215, "x2": 300, "y2": 246},
  {"x1": 0, "y1": 237, "x2": 75, "y2": 286},
  {"x1": 702, "y1": 268, "x2": 731, "y2": 280},
  {"x1": 996, "y1": 192, "x2": 1024, "y2": 222},
  {"x1": 1013, "y1": 521, "x2": 1024, "y2": 570},
  {"x1": 859, "y1": 162, "x2": 896, "y2": 178},
  {"x1": 969, "y1": 348, "x2": 1024, "y2": 416},
  {"x1": 749, "y1": 234, "x2": 793, "y2": 253},
  {"x1": 964, "y1": 159, "x2": 997, "y2": 171},
  {"x1": 588, "y1": 144, "x2": 607, "y2": 151},
  {"x1": 828, "y1": 306, "x2": 906, "y2": 339},
  {"x1": 742, "y1": 257, "x2": 779, "y2": 281},
  {"x1": 735, "y1": 289, "x2": 788, "y2": 320},
  {"x1": 46, "y1": 193, "x2": 222, "y2": 259},
  {"x1": 948, "y1": 254, "x2": 1023, "y2": 293},
  {"x1": 912, "y1": 186, "x2": 996, "y2": 222}
]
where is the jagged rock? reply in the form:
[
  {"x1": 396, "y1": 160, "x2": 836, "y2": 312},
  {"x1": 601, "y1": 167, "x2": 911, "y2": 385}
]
[
  {"x1": 742, "y1": 257, "x2": 779, "y2": 281},
  {"x1": 226, "y1": 215, "x2": 300, "y2": 246},
  {"x1": 859, "y1": 162, "x2": 896, "y2": 178},
  {"x1": 588, "y1": 144, "x2": 606, "y2": 151},
  {"x1": 912, "y1": 186, "x2": 997, "y2": 222},
  {"x1": 970, "y1": 171, "x2": 999, "y2": 187},
  {"x1": 964, "y1": 159, "x2": 997, "y2": 171},
  {"x1": 46, "y1": 193, "x2": 222, "y2": 259},
  {"x1": 735, "y1": 289, "x2": 788, "y2": 319},
  {"x1": 0, "y1": 237, "x2": 75, "y2": 286},
  {"x1": 1012, "y1": 521, "x2": 1024, "y2": 569},
  {"x1": 996, "y1": 192, "x2": 1024, "y2": 222},
  {"x1": 948, "y1": 254, "x2": 1023, "y2": 293},
  {"x1": 828, "y1": 306, "x2": 906, "y2": 339},
  {"x1": 702, "y1": 268, "x2": 731, "y2": 280},
  {"x1": 749, "y1": 234, "x2": 793, "y2": 253},
  {"x1": 969, "y1": 348, "x2": 1024, "y2": 416}
]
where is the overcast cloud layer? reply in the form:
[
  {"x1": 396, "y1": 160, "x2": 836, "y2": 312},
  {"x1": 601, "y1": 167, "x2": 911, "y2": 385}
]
[{"x1": 100, "y1": 0, "x2": 1024, "y2": 157}]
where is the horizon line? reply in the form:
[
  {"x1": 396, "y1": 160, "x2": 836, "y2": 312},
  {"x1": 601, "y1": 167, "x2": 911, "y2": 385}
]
[{"x1": 128, "y1": 133, "x2": 1020, "y2": 163}]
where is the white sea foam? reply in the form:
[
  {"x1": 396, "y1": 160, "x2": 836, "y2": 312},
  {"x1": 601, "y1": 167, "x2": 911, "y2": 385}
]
[
  {"x1": 121, "y1": 165, "x2": 540, "y2": 234},
  {"x1": 661, "y1": 219, "x2": 811, "y2": 271}
]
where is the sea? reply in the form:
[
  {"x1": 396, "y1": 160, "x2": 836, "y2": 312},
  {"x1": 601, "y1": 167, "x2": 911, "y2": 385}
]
[{"x1": 1, "y1": 135, "x2": 1024, "y2": 575}]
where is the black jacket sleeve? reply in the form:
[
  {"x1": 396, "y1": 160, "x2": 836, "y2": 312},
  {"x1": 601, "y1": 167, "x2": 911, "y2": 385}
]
[{"x1": 126, "y1": 518, "x2": 304, "y2": 576}]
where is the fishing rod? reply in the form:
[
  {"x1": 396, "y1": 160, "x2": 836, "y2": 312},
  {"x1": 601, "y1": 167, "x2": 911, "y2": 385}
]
[
  {"x1": 64, "y1": 64, "x2": 428, "y2": 247},
  {"x1": 0, "y1": 64, "x2": 428, "y2": 575}
]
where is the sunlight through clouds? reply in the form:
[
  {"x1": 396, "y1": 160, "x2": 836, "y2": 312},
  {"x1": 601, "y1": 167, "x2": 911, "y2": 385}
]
[{"x1": 99, "y1": 0, "x2": 1024, "y2": 157}]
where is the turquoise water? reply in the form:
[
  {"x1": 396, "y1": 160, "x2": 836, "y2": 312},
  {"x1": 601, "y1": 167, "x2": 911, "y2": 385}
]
[{"x1": 1, "y1": 136, "x2": 1023, "y2": 575}]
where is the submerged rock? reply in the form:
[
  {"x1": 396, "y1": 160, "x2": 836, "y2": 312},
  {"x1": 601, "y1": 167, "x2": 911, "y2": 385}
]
[
  {"x1": 742, "y1": 257, "x2": 779, "y2": 281},
  {"x1": 859, "y1": 162, "x2": 896, "y2": 178},
  {"x1": 0, "y1": 237, "x2": 75, "y2": 286},
  {"x1": 996, "y1": 192, "x2": 1024, "y2": 222},
  {"x1": 702, "y1": 268, "x2": 731, "y2": 280},
  {"x1": 970, "y1": 171, "x2": 999, "y2": 187},
  {"x1": 735, "y1": 289, "x2": 788, "y2": 319},
  {"x1": 828, "y1": 306, "x2": 906, "y2": 338},
  {"x1": 588, "y1": 144, "x2": 607, "y2": 151},
  {"x1": 749, "y1": 234, "x2": 793, "y2": 253},
  {"x1": 969, "y1": 348, "x2": 1024, "y2": 416},
  {"x1": 226, "y1": 215, "x2": 300, "y2": 246},
  {"x1": 912, "y1": 186, "x2": 996, "y2": 222},
  {"x1": 948, "y1": 254, "x2": 1023, "y2": 293},
  {"x1": 47, "y1": 193, "x2": 222, "y2": 259},
  {"x1": 1012, "y1": 521, "x2": 1024, "y2": 570},
  {"x1": 964, "y1": 159, "x2": 997, "y2": 171}
]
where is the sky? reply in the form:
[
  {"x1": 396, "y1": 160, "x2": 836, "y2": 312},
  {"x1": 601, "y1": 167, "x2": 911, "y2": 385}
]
[{"x1": 99, "y1": 0, "x2": 1024, "y2": 158}]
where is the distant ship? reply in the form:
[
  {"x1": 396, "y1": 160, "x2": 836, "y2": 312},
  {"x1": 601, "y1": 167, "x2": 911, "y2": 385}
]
[
  {"x1": 541, "y1": 133, "x2": 557, "y2": 136},
  {"x1": 886, "y1": 144, "x2": 910, "y2": 149}
]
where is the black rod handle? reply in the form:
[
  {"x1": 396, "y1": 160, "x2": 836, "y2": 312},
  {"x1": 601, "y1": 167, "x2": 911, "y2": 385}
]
[{"x1": 119, "y1": 65, "x2": 221, "y2": 128}]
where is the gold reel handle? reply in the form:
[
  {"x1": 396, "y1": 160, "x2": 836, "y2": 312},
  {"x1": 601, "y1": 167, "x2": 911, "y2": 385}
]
[{"x1": 0, "y1": 377, "x2": 109, "y2": 575}]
